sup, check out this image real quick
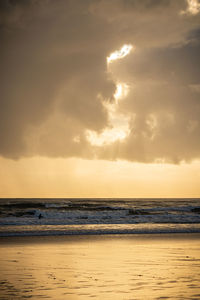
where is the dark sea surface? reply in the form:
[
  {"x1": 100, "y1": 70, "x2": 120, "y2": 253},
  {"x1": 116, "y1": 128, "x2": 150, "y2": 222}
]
[{"x1": 0, "y1": 198, "x2": 200, "y2": 236}]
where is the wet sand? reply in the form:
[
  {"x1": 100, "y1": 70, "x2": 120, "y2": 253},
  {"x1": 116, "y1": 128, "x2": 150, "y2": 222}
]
[{"x1": 0, "y1": 234, "x2": 200, "y2": 299}]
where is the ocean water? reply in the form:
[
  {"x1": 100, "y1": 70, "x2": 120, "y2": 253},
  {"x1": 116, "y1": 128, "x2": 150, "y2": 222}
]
[{"x1": 0, "y1": 198, "x2": 200, "y2": 236}]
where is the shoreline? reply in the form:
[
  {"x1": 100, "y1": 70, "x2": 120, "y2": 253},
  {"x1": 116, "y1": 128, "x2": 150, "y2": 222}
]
[
  {"x1": 1, "y1": 222, "x2": 200, "y2": 237},
  {"x1": 1, "y1": 232, "x2": 200, "y2": 243}
]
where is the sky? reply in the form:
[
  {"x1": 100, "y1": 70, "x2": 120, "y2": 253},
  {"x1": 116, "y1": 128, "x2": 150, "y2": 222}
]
[{"x1": 0, "y1": 0, "x2": 200, "y2": 198}]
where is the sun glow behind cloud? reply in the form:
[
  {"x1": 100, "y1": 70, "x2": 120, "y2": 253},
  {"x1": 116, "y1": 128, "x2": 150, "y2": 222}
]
[
  {"x1": 86, "y1": 126, "x2": 129, "y2": 146},
  {"x1": 86, "y1": 44, "x2": 133, "y2": 147},
  {"x1": 107, "y1": 44, "x2": 133, "y2": 64},
  {"x1": 181, "y1": 0, "x2": 200, "y2": 15},
  {"x1": 114, "y1": 83, "x2": 129, "y2": 103},
  {"x1": 86, "y1": 95, "x2": 131, "y2": 146}
]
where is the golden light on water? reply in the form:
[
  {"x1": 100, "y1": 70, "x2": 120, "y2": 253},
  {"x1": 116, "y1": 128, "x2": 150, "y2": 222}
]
[{"x1": 1, "y1": 235, "x2": 200, "y2": 299}]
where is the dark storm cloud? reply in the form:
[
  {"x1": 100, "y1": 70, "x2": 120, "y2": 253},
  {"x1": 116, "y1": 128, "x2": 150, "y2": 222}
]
[
  {"x1": 0, "y1": 0, "x2": 115, "y2": 158},
  {"x1": 0, "y1": 0, "x2": 200, "y2": 162},
  {"x1": 98, "y1": 37, "x2": 200, "y2": 163}
]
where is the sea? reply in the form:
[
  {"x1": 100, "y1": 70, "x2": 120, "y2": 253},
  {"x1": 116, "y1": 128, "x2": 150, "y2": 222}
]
[{"x1": 0, "y1": 198, "x2": 200, "y2": 236}]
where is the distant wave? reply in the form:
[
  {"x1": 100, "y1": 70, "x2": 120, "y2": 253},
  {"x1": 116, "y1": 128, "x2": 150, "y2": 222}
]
[{"x1": 0, "y1": 198, "x2": 200, "y2": 236}]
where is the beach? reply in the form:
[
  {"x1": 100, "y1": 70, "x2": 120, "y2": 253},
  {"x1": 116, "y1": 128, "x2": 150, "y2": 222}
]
[{"x1": 0, "y1": 234, "x2": 200, "y2": 300}]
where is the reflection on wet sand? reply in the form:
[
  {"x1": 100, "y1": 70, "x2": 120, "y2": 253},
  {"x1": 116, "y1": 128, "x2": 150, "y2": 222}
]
[{"x1": 0, "y1": 234, "x2": 200, "y2": 299}]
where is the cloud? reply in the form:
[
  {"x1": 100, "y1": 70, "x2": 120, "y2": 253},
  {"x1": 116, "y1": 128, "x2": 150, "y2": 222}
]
[
  {"x1": 97, "y1": 39, "x2": 200, "y2": 163},
  {"x1": 0, "y1": 0, "x2": 116, "y2": 158},
  {"x1": 181, "y1": 0, "x2": 200, "y2": 15},
  {"x1": 0, "y1": 0, "x2": 200, "y2": 163}
]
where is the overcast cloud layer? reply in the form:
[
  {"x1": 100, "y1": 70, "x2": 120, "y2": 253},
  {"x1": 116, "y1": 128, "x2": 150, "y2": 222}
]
[{"x1": 0, "y1": 0, "x2": 200, "y2": 163}]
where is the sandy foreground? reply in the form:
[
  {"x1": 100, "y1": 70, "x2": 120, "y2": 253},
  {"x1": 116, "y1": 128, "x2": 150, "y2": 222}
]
[{"x1": 0, "y1": 234, "x2": 200, "y2": 300}]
